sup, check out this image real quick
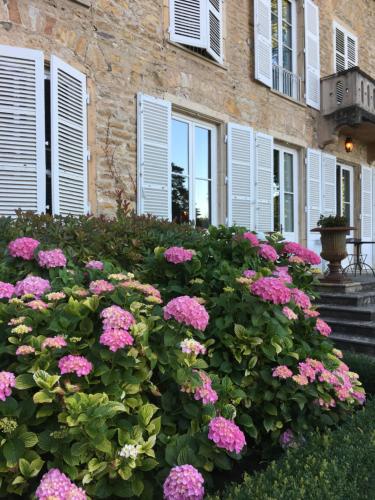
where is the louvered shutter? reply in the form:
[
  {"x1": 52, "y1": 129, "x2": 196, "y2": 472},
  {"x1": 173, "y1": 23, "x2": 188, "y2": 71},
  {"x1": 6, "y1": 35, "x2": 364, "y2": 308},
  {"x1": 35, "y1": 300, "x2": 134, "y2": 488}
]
[
  {"x1": 305, "y1": 0, "x2": 320, "y2": 110},
  {"x1": 347, "y1": 34, "x2": 358, "y2": 68},
  {"x1": 334, "y1": 24, "x2": 358, "y2": 72},
  {"x1": 321, "y1": 153, "x2": 336, "y2": 216},
  {"x1": 0, "y1": 45, "x2": 45, "y2": 216},
  {"x1": 254, "y1": 0, "x2": 272, "y2": 87},
  {"x1": 137, "y1": 93, "x2": 171, "y2": 220},
  {"x1": 170, "y1": 0, "x2": 206, "y2": 48},
  {"x1": 207, "y1": 0, "x2": 223, "y2": 63},
  {"x1": 361, "y1": 165, "x2": 373, "y2": 265},
  {"x1": 255, "y1": 132, "x2": 273, "y2": 232},
  {"x1": 227, "y1": 123, "x2": 254, "y2": 228},
  {"x1": 306, "y1": 149, "x2": 322, "y2": 258},
  {"x1": 51, "y1": 56, "x2": 88, "y2": 216}
]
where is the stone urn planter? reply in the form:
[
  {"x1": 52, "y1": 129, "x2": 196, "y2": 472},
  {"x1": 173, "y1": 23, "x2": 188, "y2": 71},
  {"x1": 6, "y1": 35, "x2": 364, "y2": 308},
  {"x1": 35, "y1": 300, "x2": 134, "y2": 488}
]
[{"x1": 311, "y1": 226, "x2": 355, "y2": 283}]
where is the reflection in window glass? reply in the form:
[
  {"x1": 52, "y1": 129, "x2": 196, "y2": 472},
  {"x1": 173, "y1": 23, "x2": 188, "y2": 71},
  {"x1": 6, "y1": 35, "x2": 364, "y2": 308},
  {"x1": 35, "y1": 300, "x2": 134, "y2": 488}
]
[
  {"x1": 195, "y1": 179, "x2": 211, "y2": 228},
  {"x1": 172, "y1": 119, "x2": 189, "y2": 223},
  {"x1": 195, "y1": 127, "x2": 211, "y2": 179},
  {"x1": 273, "y1": 150, "x2": 280, "y2": 232}
]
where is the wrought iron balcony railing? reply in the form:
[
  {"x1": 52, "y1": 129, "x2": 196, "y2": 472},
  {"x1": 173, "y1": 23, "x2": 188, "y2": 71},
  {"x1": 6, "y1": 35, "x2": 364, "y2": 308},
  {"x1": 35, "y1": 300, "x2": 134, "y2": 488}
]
[{"x1": 272, "y1": 64, "x2": 302, "y2": 102}]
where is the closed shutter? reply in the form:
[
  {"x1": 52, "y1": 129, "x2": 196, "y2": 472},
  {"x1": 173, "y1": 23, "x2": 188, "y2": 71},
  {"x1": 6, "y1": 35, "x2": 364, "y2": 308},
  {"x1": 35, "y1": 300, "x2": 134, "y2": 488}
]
[
  {"x1": 51, "y1": 56, "x2": 88, "y2": 216},
  {"x1": 0, "y1": 45, "x2": 45, "y2": 216},
  {"x1": 321, "y1": 153, "x2": 336, "y2": 216},
  {"x1": 227, "y1": 123, "x2": 254, "y2": 228},
  {"x1": 207, "y1": 0, "x2": 223, "y2": 63},
  {"x1": 137, "y1": 93, "x2": 171, "y2": 220},
  {"x1": 254, "y1": 0, "x2": 272, "y2": 87},
  {"x1": 305, "y1": 0, "x2": 320, "y2": 110},
  {"x1": 334, "y1": 23, "x2": 358, "y2": 72},
  {"x1": 255, "y1": 132, "x2": 273, "y2": 232},
  {"x1": 361, "y1": 165, "x2": 373, "y2": 265},
  {"x1": 169, "y1": 0, "x2": 206, "y2": 48},
  {"x1": 306, "y1": 149, "x2": 322, "y2": 259}
]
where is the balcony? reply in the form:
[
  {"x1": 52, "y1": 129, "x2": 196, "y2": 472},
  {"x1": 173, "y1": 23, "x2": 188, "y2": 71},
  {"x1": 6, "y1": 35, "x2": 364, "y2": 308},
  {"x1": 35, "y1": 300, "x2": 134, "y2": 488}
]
[
  {"x1": 319, "y1": 67, "x2": 375, "y2": 161},
  {"x1": 272, "y1": 64, "x2": 302, "y2": 103}
]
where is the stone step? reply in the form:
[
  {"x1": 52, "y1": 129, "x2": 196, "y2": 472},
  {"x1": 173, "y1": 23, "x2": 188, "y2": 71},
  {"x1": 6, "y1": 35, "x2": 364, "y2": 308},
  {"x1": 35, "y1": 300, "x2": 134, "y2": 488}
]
[
  {"x1": 330, "y1": 332, "x2": 375, "y2": 356},
  {"x1": 323, "y1": 316, "x2": 375, "y2": 338},
  {"x1": 317, "y1": 303, "x2": 375, "y2": 321},
  {"x1": 317, "y1": 291, "x2": 375, "y2": 307}
]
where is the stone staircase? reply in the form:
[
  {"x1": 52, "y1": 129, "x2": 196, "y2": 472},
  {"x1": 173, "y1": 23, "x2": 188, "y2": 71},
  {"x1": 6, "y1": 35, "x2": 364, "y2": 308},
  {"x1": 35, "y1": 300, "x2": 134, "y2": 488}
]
[{"x1": 316, "y1": 281, "x2": 375, "y2": 354}]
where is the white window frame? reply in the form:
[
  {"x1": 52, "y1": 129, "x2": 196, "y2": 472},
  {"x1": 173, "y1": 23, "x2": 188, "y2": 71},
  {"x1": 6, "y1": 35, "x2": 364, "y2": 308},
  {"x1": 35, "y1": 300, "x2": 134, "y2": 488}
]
[
  {"x1": 337, "y1": 163, "x2": 354, "y2": 227},
  {"x1": 333, "y1": 21, "x2": 358, "y2": 72},
  {"x1": 172, "y1": 112, "x2": 217, "y2": 226},
  {"x1": 273, "y1": 144, "x2": 299, "y2": 242}
]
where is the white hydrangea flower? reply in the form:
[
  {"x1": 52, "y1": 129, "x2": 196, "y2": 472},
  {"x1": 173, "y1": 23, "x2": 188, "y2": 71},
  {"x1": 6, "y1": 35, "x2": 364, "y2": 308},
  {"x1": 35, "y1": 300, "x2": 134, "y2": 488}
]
[{"x1": 119, "y1": 444, "x2": 142, "y2": 460}]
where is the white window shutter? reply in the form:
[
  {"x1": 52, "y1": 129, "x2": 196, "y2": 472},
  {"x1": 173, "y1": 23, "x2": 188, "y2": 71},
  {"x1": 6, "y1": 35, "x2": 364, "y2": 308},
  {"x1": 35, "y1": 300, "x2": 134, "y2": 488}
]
[
  {"x1": 51, "y1": 56, "x2": 88, "y2": 216},
  {"x1": 0, "y1": 45, "x2": 45, "y2": 216},
  {"x1": 255, "y1": 132, "x2": 273, "y2": 232},
  {"x1": 305, "y1": 0, "x2": 320, "y2": 110},
  {"x1": 170, "y1": 0, "x2": 206, "y2": 48},
  {"x1": 227, "y1": 123, "x2": 254, "y2": 228},
  {"x1": 334, "y1": 25, "x2": 346, "y2": 72},
  {"x1": 321, "y1": 153, "x2": 336, "y2": 216},
  {"x1": 306, "y1": 149, "x2": 322, "y2": 258},
  {"x1": 137, "y1": 93, "x2": 171, "y2": 220},
  {"x1": 361, "y1": 165, "x2": 373, "y2": 264},
  {"x1": 254, "y1": 0, "x2": 272, "y2": 87},
  {"x1": 347, "y1": 34, "x2": 358, "y2": 68},
  {"x1": 207, "y1": 0, "x2": 223, "y2": 63}
]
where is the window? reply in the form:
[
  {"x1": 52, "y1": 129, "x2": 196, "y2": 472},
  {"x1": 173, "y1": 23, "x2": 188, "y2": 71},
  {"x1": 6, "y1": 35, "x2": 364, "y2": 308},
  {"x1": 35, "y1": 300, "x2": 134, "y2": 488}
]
[
  {"x1": 271, "y1": 0, "x2": 299, "y2": 99},
  {"x1": 336, "y1": 164, "x2": 354, "y2": 224},
  {"x1": 171, "y1": 115, "x2": 216, "y2": 227},
  {"x1": 169, "y1": 0, "x2": 224, "y2": 64},
  {"x1": 334, "y1": 22, "x2": 358, "y2": 72},
  {"x1": 273, "y1": 146, "x2": 298, "y2": 241},
  {"x1": 0, "y1": 45, "x2": 88, "y2": 217}
]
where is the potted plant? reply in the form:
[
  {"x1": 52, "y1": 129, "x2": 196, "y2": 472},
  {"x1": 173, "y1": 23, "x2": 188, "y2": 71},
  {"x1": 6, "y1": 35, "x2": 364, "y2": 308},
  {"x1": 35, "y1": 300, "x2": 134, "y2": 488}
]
[{"x1": 311, "y1": 214, "x2": 355, "y2": 282}]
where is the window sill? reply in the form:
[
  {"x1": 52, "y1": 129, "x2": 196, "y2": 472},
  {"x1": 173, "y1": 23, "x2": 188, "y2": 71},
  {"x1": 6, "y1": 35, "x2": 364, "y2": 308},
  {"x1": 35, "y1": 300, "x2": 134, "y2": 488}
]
[
  {"x1": 167, "y1": 40, "x2": 227, "y2": 71},
  {"x1": 270, "y1": 88, "x2": 307, "y2": 109}
]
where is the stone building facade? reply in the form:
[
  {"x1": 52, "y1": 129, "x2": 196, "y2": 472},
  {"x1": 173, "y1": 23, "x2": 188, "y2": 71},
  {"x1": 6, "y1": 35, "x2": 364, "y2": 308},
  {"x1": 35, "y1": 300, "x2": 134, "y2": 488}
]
[{"x1": 0, "y1": 0, "x2": 374, "y2": 260}]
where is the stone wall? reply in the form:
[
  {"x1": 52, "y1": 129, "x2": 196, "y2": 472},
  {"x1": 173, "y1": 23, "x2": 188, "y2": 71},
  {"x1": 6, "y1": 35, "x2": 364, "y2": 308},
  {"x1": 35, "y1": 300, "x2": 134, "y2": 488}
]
[{"x1": 0, "y1": 0, "x2": 374, "y2": 218}]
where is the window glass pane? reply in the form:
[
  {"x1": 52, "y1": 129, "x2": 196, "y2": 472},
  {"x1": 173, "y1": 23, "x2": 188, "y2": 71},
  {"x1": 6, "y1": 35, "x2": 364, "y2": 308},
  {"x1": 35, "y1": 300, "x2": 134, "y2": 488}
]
[
  {"x1": 271, "y1": 0, "x2": 278, "y2": 14},
  {"x1": 282, "y1": 0, "x2": 292, "y2": 23},
  {"x1": 284, "y1": 193, "x2": 294, "y2": 232},
  {"x1": 282, "y1": 22, "x2": 292, "y2": 48},
  {"x1": 283, "y1": 47, "x2": 292, "y2": 71},
  {"x1": 272, "y1": 46, "x2": 279, "y2": 66},
  {"x1": 172, "y1": 175, "x2": 189, "y2": 224},
  {"x1": 336, "y1": 166, "x2": 341, "y2": 216},
  {"x1": 273, "y1": 150, "x2": 280, "y2": 232},
  {"x1": 195, "y1": 127, "x2": 211, "y2": 179},
  {"x1": 284, "y1": 153, "x2": 293, "y2": 192},
  {"x1": 343, "y1": 203, "x2": 351, "y2": 223},
  {"x1": 172, "y1": 119, "x2": 189, "y2": 177},
  {"x1": 342, "y1": 170, "x2": 350, "y2": 203},
  {"x1": 195, "y1": 179, "x2": 211, "y2": 228}
]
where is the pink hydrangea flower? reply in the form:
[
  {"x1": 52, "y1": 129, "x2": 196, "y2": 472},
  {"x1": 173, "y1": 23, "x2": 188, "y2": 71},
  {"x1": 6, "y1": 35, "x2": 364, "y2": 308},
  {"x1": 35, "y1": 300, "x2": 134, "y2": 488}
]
[
  {"x1": 250, "y1": 277, "x2": 291, "y2": 305},
  {"x1": 0, "y1": 281, "x2": 15, "y2": 299},
  {"x1": 58, "y1": 355, "x2": 93, "y2": 377},
  {"x1": 85, "y1": 260, "x2": 104, "y2": 271},
  {"x1": 304, "y1": 308, "x2": 320, "y2": 318},
  {"x1": 208, "y1": 416, "x2": 246, "y2": 454},
  {"x1": 332, "y1": 348, "x2": 343, "y2": 359},
  {"x1": 272, "y1": 365, "x2": 293, "y2": 379},
  {"x1": 26, "y1": 300, "x2": 49, "y2": 311},
  {"x1": 290, "y1": 288, "x2": 311, "y2": 309},
  {"x1": 243, "y1": 232, "x2": 259, "y2": 246},
  {"x1": 16, "y1": 345, "x2": 35, "y2": 356},
  {"x1": 282, "y1": 306, "x2": 297, "y2": 320},
  {"x1": 120, "y1": 280, "x2": 162, "y2": 302},
  {"x1": 35, "y1": 468, "x2": 87, "y2": 500},
  {"x1": 8, "y1": 237, "x2": 40, "y2": 260},
  {"x1": 100, "y1": 305, "x2": 135, "y2": 330},
  {"x1": 99, "y1": 328, "x2": 134, "y2": 352},
  {"x1": 42, "y1": 336, "x2": 67, "y2": 350},
  {"x1": 38, "y1": 249, "x2": 67, "y2": 269},
  {"x1": 193, "y1": 371, "x2": 218, "y2": 405},
  {"x1": 15, "y1": 276, "x2": 51, "y2": 298},
  {"x1": 259, "y1": 244, "x2": 279, "y2": 262},
  {"x1": 292, "y1": 374, "x2": 309, "y2": 386},
  {"x1": 164, "y1": 296, "x2": 209, "y2": 331},
  {"x1": 319, "y1": 369, "x2": 338, "y2": 385},
  {"x1": 280, "y1": 429, "x2": 295, "y2": 448},
  {"x1": 0, "y1": 371, "x2": 16, "y2": 401},
  {"x1": 318, "y1": 397, "x2": 336, "y2": 409},
  {"x1": 46, "y1": 292, "x2": 66, "y2": 301},
  {"x1": 352, "y1": 391, "x2": 366, "y2": 405},
  {"x1": 89, "y1": 280, "x2": 115, "y2": 295},
  {"x1": 274, "y1": 266, "x2": 292, "y2": 284},
  {"x1": 164, "y1": 247, "x2": 194, "y2": 264},
  {"x1": 315, "y1": 318, "x2": 332, "y2": 337},
  {"x1": 283, "y1": 242, "x2": 321, "y2": 265},
  {"x1": 289, "y1": 255, "x2": 305, "y2": 265},
  {"x1": 298, "y1": 361, "x2": 317, "y2": 382},
  {"x1": 243, "y1": 269, "x2": 256, "y2": 279},
  {"x1": 163, "y1": 465, "x2": 204, "y2": 500},
  {"x1": 180, "y1": 338, "x2": 206, "y2": 356}
]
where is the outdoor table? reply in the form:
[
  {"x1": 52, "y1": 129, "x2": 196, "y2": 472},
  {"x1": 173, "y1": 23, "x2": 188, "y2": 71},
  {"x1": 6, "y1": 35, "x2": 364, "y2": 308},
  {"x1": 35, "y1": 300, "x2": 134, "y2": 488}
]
[{"x1": 343, "y1": 238, "x2": 375, "y2": 276}]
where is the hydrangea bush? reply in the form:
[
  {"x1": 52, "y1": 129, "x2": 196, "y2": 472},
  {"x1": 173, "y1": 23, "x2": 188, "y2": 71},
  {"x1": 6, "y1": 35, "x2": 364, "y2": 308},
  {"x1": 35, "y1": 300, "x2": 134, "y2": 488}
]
[{"x1": 0, "y1": 226, "x2": 365, "y2": 498}]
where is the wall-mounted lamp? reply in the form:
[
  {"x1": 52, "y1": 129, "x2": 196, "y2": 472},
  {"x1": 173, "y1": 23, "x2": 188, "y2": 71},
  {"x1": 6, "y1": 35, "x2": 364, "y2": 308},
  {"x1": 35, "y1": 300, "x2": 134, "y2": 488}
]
[{"x1": 345, "y1": 137, "x2": 354, "y2": 153}]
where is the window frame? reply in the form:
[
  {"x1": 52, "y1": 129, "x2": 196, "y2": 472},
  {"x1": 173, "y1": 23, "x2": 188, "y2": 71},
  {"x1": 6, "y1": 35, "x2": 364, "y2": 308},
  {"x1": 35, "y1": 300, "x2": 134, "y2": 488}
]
[
  {"x1": 272, "y1": 0, "x2": 297, "y2": 75},
  {"x1": 171, "y1": 112, "x2": 217, "y2": 227},
  {"x1": 333, "y1": 21, "x2": 358, "y2": 73}
]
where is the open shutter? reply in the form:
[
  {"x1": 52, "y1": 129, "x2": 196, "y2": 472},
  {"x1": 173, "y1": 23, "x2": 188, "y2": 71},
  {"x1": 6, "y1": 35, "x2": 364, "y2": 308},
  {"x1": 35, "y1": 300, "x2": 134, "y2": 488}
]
[
  {"x1": 334, "y1": 25, "x2": 346, "y2": 72},
  {"x1": 255, "y1": 132, "x2": 273, "y2": 232},
  {"x1": 51, "y1": 56, "x2": 88, "y2": 216},
  {"x1": 347, "y1": 34, "x2": 358, "y2": 68},
  {"x1": 254, "y1": 0, "x2": 272, "y2": 87},
  {"x1": 0, "y1": 45, "x2": 45, "y2": 216},
  {"x1": 227, "y1": 123, "x2": 254, "y2": 228},
  {"x1": 170, "y1": 0, "x2": 206, "y2": 48},
  {"x1": 207, "y1": 0, "x2": 223, "y2": 63},
  {"x1": 361, "y1": 165, "x2": 373, "y2": 265},
  {"x1": 137, "y1": 93, "x2": 171, "y2": 220},
  {"x1": 306, "y1": 149, "x2": 322, "y2": 258},
  {"x1": 305, "y1": 0, "x2": 320, "y2": 109},
  {"x1": 321, "y1": 153, "x2": 336, "y2": 216}
]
